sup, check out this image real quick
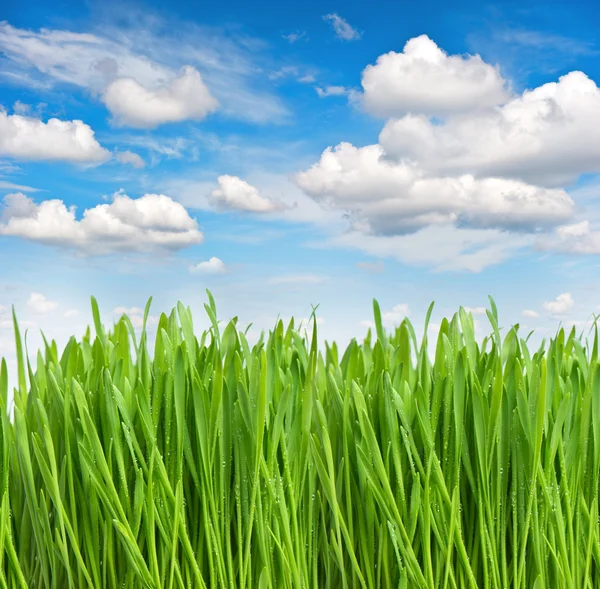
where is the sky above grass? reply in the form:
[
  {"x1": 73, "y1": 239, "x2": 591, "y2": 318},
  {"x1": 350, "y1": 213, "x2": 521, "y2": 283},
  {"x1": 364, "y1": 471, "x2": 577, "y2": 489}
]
[{"x1": 1, "y1": 0, "x2": 600, "y2": 389}]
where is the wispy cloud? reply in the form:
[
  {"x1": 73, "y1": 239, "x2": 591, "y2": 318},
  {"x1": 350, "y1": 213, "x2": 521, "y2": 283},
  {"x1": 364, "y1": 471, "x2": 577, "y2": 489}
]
[
  {"x1": 323, "y1": 14, "x2": 361, "y2": 41},
  {"x1": 315, "y1": 85, "x2": 350, "y2": 98},
  {"x1": 282, "y1": 31, "x2": 307, "y2": 44},
  {"x1": 468, "y1": 25, "x2": 597, "y2": 84},
  {"x1": 0, "y1": 16, "x2": 289, "y2": 125}
]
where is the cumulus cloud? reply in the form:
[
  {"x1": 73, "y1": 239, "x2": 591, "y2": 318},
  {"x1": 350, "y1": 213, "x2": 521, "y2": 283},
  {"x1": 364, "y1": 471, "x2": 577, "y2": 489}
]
[
  {"x1": 379, "y1": 71, "x2": 600, "y2": 187},
  {"x1": 115, "y1": 150, "x2": 145, "y2": 168},
  {"x1": 292, "y1": 35, "x2": 600, "y2": 270},
  {"x1": 295, "y1": 142, "x2": 574, "y2": 235},
  {"x1": 103, "y1": 66, "x2": 218, "y2": 128},
  {"x1": 543, "y1": 293, "x2": 574, "y2": 316},
  {"x1": 523, "y1": 309, "x2": 539, "y2": 318},
  {"x1": 189, "y1": 257, "x2": 227, "y2": 274},
  {"x1": 537, "y1": 220, "x2": 600, "y2": 255},
  {"x1": 0, "y1": 109, "x2": 111, "y2": 163},
  {"x1": 27, "y1": 293, "x2": 58, "y2": 314},
  {"x1": 323, "y1": 14, "x2": 361, "y2": 41},
  {"x1": 361, "y1": 35, "x2": 509, "y2": 118},
  {"x1": 0, "y1": 191, "x2": 203, "y2": 254},
  {"x1": 0, "y1": 21, "x2": 288, "y2": 125},
  {"x1": 210, "y1": 175, "x2": 284, "y2": 213}
]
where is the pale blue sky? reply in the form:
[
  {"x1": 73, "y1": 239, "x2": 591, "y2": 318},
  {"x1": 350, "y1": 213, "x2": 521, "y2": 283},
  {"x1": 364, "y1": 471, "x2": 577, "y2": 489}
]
[{"x1": 1, "y1": 0, "x2": 600, "y2": 390}]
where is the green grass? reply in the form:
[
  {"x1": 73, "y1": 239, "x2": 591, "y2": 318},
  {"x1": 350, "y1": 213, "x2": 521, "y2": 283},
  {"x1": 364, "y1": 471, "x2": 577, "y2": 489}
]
[{"x1": 1, "y1": 290, "x2": 600, "y2": 588}]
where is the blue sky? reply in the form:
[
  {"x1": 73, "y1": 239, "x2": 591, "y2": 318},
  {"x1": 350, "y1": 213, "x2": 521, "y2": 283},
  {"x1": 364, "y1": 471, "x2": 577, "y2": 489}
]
[{"x1": 1, "y1": 0, "x2": 600, "y2": 387}]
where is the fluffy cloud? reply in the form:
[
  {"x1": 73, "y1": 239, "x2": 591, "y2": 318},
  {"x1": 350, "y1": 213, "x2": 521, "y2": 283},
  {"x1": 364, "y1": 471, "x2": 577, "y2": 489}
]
[
  {"x1": 210, "y1": 175, "x2": 284, "y2": 213},
  {"x1": 379, "y1": 71, "x2": 600, "y2": 187},
  {"x1": 293, "y1": 35, "x2": 600, "y2": 271},
  {"x1": 295, "y1": 142, "x2": 574, "y2": 235},
  {"x1": 189, "y1": 257, "x2": 227, "y2": 274},
  {"x1": 103, "y1": 66, "x2": 218, "y2": 128},
  {"x1": 537, "y1": 220, "x2": 600, "y2": 254},
  {"x1": 361, "y1": 35, "x2": 509, "y2": 118},
  {"x1": 115, "y1": 150, "x2": 145, "y2": 168},
  {"x1": 543, "y1": 293, "x2": 574, "y2": 316},
  {"x1": 0, "y1": 109, "x2": 110, "y2": 163},
  {"x1": 322, "y1": 14, "x2": 361, "y2": 41},
  {"x1": 27, "y1": 293, "x2": 58, "y2": 314},
  {"x1": 523, "y1": 309, "x2": 540, "y2": 318},
  {"x1": 0, "y1": 191, "x2": 203, "y2": 254},
  {"x1": 0, "y1": 21, "x2": 288, "y2": 124}
]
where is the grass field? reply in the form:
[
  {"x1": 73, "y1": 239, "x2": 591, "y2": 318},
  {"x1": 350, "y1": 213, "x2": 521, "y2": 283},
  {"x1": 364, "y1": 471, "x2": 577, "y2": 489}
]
[{"x1": 1, "y1": 291, "x2": 599, "y2": 588}]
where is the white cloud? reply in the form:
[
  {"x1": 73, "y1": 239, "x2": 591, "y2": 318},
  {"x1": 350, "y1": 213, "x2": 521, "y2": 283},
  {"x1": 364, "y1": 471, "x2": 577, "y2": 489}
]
[
  {"x1": 115, "y1": 150, "x2": 145, "y2": 168},
  {"x1": 189, "y1": 257, "x2": 227, "y2": 274},
  {"x1": 282, "y1": 31, "x2": 307, "y2": 43},
  {"x1": 0, "y1": 191, "x2": 203, "y2": 254},
  {"x1": 210, "y1": 175, "x2": 284, "y2": 213},
  {"x1": 298, "y1": 74, "x2": 316, "y2": 84},
  {"x1": 63, "y1": 309, "x2": 79, "y2": 318},
  {"x1": 0, "y1": 109, "x2": 111, "y2": 163},
  {"x1": 2, "y1": 192, "x2": 38, "y2": 220},
  {"x1": 543, "y1": 293, "x2": 574, "y2": 316},
  {"x1": 315, "y1": 85, "x2": 350, "y2": 98},
  {"x1": 361, "y1": 302, "x2": 409, "y2": 330},
  {"x1": 312, "y1": 224, "x2": 531, "y2": 273},
  {"x1": 382, "y1": 303, "x2": 410, "y2": 325},
  {"x1": 103, "y1": 66, "x2": 218, "y2": 128},
  {"x1": 522, "y1": 309, "x2": 539, "y2": 318},
  {"x1": 379, "y1": 70, "x2": 600, "y2": 187},
  {"x1": 538, "y1": 220, "x2": 600, "y2": 254},
  {"x1": 0, "y1": 180, "x2": 41, "y2": 192},
  {"x1": 113, "y1": 306, "x2": 158, "y2": 329},
  {"x1": 0, "y1": 20, "x2": 288, "y2": 125},
  {"x1": 361, "y1": 35, "x2": 509, "y2": 118},
  {"x1": 295, "y1": 142, "x2": 573, "y2": 234},
  {"x1": 27, "y1": 292, "x2": 58, "y2": 314},
  {"x1": 323, "y1": 14, "x2": 361, "y2": 41},
  {"x1": 12, "y1": 100, "x2": 30, "y2": 114},
  {"x1": 293, "y1": 37, "x2": 600, "y2": 270}
]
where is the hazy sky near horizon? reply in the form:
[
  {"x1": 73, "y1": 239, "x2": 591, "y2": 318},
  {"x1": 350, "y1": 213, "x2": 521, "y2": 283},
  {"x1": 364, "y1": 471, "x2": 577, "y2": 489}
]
[{"x1": 1, "y1": 0, "x2": 600, "y2": 388}]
